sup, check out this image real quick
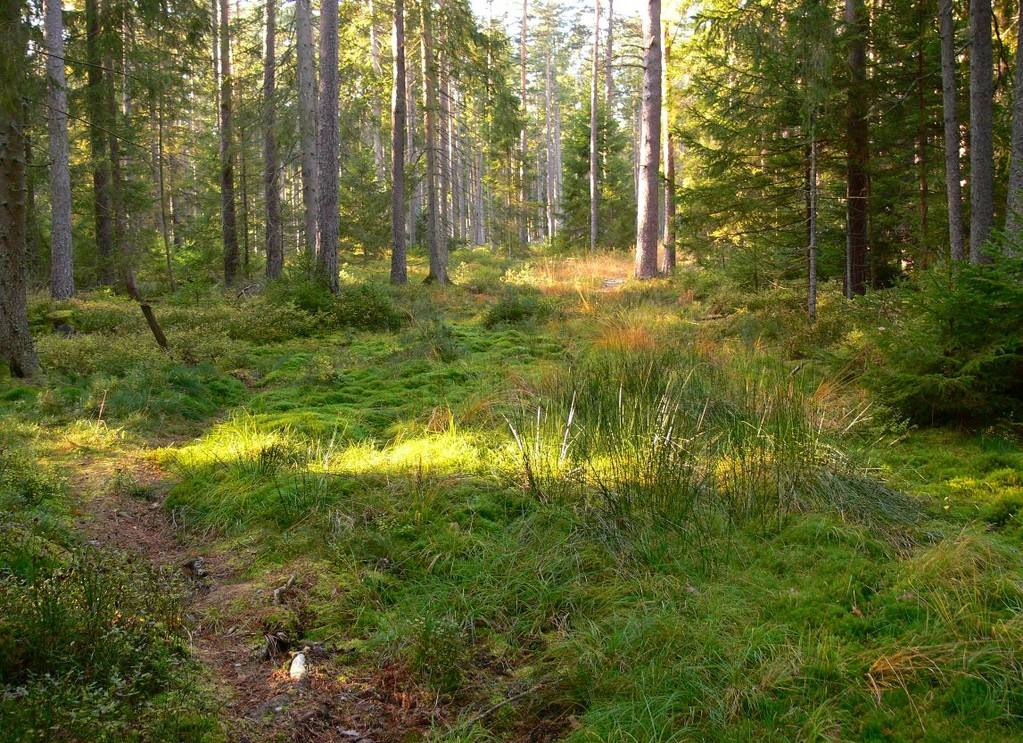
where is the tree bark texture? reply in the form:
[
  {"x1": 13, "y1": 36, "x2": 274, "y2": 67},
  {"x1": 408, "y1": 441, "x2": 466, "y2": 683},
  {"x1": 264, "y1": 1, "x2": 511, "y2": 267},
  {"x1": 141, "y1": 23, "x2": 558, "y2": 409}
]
[
  {"x1": 939, "y1": 0, "x2": 965, "y2": 260},
  {"x1": 391, "y1": 0, "x2": 407, "y2": 284},
  {"x1": 219, "y1": 0, "x2": 240, "y2": 285},
  {"x1": 845, "y1": 0, "x2": 869, "y2": 295},
  {"x1": 264, "y1": 0, "x2": 283, "y2": 279},
  {"x1": 545, "y1": 45, "x2": 556, "y2": 239},
  {"x1": 635, "y1": 0, "x2": 661, "y2": 279},
  {"x1": 1005, "y1": 3, "x2": 1023, "y2": 243},
  {"x1": 520, "y1": 0, "x2": 529, "y2": 247},
  {"x1": 916, "y1": 0, "x2": 928, "y2": 261},
  {"x1": 605, "y1": 0, "x2": 614, "y2": 107},
  {"x1": 0, "y1": 3, "x2": 39, "y2": 377},
  {"x1": 370, "y1": 0, "x2": 386, "y2": 181},
  {"x1": 296, "y1": 0, "x2": 318, "y2": 259},
  {"x1": 421, "y1": 0, "x2": 446, "y2": 283},
  {"x1": 85, "y1": 0, "x2": 115, "y2": 285},
  {"x1": 661, "y1": 23, "x2": 675, "y2": 273},
  {"x1": 969, "y1": 0, "x2": 994, "y2": 262},
  {"x1": 590, "y1": 0, "x2": 600, "y2": 253},
  {"x1": 807, "y1": 134, "x2": 818, "y2": 323},
  {"x1": 45, "y1": 0, "x2": 74, "y2": 299},
  {"x1": 318, "y1": 0, "x2": 340, "y2": 291}
]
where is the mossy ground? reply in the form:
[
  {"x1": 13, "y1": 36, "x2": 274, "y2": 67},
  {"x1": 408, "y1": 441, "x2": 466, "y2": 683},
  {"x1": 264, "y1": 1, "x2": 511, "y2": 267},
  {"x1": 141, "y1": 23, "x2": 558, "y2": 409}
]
[{"x1": 2, "y1": 251, "x2": 1022, "y2": 741}]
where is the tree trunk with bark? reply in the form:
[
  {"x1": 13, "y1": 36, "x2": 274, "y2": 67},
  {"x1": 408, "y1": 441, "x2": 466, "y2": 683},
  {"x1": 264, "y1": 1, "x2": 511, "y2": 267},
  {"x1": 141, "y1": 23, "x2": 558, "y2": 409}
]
[
  {"x1": 296, "y1": 0, "x2": 318, "y2": 259},
  {"x1": 605, "y1": 0, "x2": 614, "y2": 107},
  {"x1": 635, "y1": 0, "x2": 661, "y2": 279},
  {"x1": 545, "y1": 45, "x2": 556, "y2": 239},
  {"x1": 661, "y1": 23, "x2": 675, "y2": 273},
  {"x1": 969, "y1": 0, "x2": 993, "y2": 263},
  {"x1": 103, "y1": 4, "x2": 127, "y2": 284},
  {"x1": 519, "y1": 0, "x2": 529, "y2": 247},
  {"x1": 916, "y1": 0, "x2": 928, "y2": 263},
  {"x1": 939, "y1": 0, "x2": 965, "y2": 260},
  {"x1": 45, "y1": 0, "x2": 73, "y2": 299},
  {"x1": 264, "y1": 0, "x2": 283, "y2": 279},
  {"x1": 86, "y1": 0, "x2": 114, "y2": 285},
  {"x1": 219, "y1": 0, "x2": 240, "y2": 285},
  {"x1": 807, "y1": 133, "x2": 818, "y2": 323},
  {"x1": 0, "y1": 3, "x2": 38, "y2": 377},
  {"x1": 590, "y1": 0, "x2": 600, "y2": 253},
  {"x1": 318, "y1": 0, "x2": 340, "y2": 291},
  {"x1": 439, "y1": 44, "x2": 451, "y2": 241},
  {"x1": 1005, "y1": 3, "x2": 1023, "y2": 244},
  {"x1": 390, "y1": 0, "x2": 407, "y2": 284},
  {"x1": 845, "y1": 0, "x2": 869, "y2": 295},
  {"x1": 421, "y1": 0, "x2": 446, "y2": 283},
  {"x1": 370, "y1": 0, "x2": 386, "y2": 181}
]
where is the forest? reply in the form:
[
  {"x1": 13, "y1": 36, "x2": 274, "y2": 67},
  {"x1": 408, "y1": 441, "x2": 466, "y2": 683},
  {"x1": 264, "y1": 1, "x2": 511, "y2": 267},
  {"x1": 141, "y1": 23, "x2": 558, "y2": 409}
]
[{"x1": 2, "y1": 0, "x2": 1023, "y2": 739}]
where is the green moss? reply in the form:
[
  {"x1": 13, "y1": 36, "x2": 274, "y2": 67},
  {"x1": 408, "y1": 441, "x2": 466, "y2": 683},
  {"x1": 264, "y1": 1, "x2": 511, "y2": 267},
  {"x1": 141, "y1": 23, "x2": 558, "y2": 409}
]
[{"x1": 6, "y1": 258, "x2": 1023, "y2": 741}]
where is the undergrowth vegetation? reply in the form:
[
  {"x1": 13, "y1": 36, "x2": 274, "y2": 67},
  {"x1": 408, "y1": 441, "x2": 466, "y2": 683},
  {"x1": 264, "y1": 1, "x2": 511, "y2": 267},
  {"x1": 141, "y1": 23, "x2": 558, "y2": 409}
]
[
  {"x1": 2, "y1": 252, "x2": 1022, "y2": 740},
  {"x1": 0, "y1": 442, "x2": 220, "y2": 742}
]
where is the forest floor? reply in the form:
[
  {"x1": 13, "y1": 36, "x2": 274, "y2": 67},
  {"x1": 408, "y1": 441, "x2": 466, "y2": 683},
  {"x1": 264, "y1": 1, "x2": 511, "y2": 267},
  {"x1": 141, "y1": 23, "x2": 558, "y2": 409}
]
[
  {"x1": 3, "y1": 250, "x2": 1023, "y2": 742},
  {"x1": 70, "y1": 444, "x2": 442, "y2": 742}
]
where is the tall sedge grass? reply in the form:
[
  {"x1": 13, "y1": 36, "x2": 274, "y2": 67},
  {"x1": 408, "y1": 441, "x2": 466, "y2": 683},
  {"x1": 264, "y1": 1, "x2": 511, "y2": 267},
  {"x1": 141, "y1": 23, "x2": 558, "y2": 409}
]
[{"x1": 510, "y1": 345, "x2": 921, "y2": 546}]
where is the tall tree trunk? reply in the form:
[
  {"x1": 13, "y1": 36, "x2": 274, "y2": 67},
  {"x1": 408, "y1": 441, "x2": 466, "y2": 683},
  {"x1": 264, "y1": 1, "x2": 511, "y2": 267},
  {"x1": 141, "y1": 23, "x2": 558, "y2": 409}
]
[
  {"x1": 104, "y1": 6, "x2": 127, "y2": 284},
  {"x1": 554, "y1": 95, "x2": 563, "y2": 234},
  {"x1": 408, "y1": 69, "x2": 421, "y2": 248},
  {"x1": 0, "y1": 2, "x2": 38, "y2": 377},
  {"x1": 590, "y1": 0, "x2": 600, "y2": 253},
  {"x1": 845, "y1": 0, "x2": 869, "y2": 295},
  {"x1": 939, "y1": 0, "x2": 965, "y2": 260},
  {"x1": 370, "y1": 0, "x2": 386, "y2": 181},
  {"x1": 545, "y1": 45, "x2": 556, "y2": 239},
  {"x1": 807, "y1": 133, "x2": 818, "y2": 323},
  {"x1": 157, "y1": 0, "x2": 175, "y2": 292},
  {"x1": 1004, "y1": 2, "x2": 1023, "y2": 244},
  {"x1": 264, "y1": 0, "x2": 283, "y2": 279},
  {"x1": 605, "y1": 0, "x2": 614, "y2": 107},
  {"x1": 969, "y1": 0, "x2": 993, "y2": 263},
  {"x1": 85, "y1": 0, "x2": 114, "y2": 285},
  {"x1": 170, "y1": 150, "x2": 185, "y2": 250},
  {"x1": 475, "y1": 150, "x2": 486, "y2": 245},
  {"x1": 916, "y1": 0, "x2": 928, "y2": 265},
  {"x1": 661, "y1": 23, "x2": 675, "y2": 273},
  {"x1": 318, "y1": 0, "x2": 340, "y2": 291},
  {"x1": 390, "y1": 0, "x2": 407, "y2": 284},
  {"x1": 212, "y1": 0, "x2": 221, "y2": 125},
  {"x1": 451, "y1": 88, "x2": 463, "y2": 243},
  {"x1": 25, "y1": 107, "x2": 39, "y2": 282},
  {"x1": 219, "y1": 0, "x2": 240, "y2": 285},
  {"x1": 45, "y1": 0, "x2": 74, "y2": 299},
  {"x1": 439, "y1": 44, "x2": 451, "y2": 240},
  {"x1": 239, "y1": 123, "x2": 250, "y2": 277},
  {"x1": 635, "y1": 0, "x2": 661, "y2": 279},
  {"x1": 520, "y1": 0, "x2": 529, "y2": 247},
  {"x1": 296, "y1": 0, "x2": 318, "y2": 259},
  {"x1": 421, "y1": 0, "x2": 446, "y2": 282}
]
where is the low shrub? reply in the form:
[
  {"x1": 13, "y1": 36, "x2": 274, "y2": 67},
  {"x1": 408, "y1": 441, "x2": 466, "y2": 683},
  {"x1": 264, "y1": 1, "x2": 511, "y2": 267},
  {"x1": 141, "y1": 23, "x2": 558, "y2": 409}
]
[
  {"x1": 328, "y1": 284, "x2": 402, "y2": 331},
  {"x1": 0, "y1": 448, "x2": 219, "y2": 742},
  {"x1": 225, "y1": 297, "x2": 320, "y2": 344},
  {"x1": 483, "y1": 288, "x2": 554, "y2": 328},
  {"x1": 36, "y1": 332, "x2": 164, "y2": 378},
  {"x1": 864, "y1": 256, "x2": 1023, "y2": 424}
]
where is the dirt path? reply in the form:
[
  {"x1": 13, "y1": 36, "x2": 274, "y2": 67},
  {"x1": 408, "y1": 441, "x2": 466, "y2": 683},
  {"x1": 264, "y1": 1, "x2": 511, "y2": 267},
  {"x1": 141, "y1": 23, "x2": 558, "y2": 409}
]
[{"x1": 71, "y1": 448, "x2": 439, "y2": 743}]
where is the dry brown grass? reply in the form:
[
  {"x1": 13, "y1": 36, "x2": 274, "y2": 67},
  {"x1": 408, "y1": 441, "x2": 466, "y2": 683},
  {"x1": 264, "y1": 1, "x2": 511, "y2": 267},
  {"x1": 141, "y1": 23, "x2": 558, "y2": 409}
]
[{"x1": 594, "y1": 322, "x2": 660, "y2": 354}]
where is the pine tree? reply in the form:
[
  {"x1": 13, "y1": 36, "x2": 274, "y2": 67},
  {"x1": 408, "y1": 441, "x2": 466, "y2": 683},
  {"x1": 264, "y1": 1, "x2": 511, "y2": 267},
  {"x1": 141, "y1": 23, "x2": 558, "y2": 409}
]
[
  {"x1": 318, "y1": 0, "x2": 340, "y2": 291},
  {"x1": 635, "y1": 0, "x2": 661, "y2": 279},
  {"x1": 0, "y1": 0, "x2": 39, "y2": 376},
  {"x1": 45, "y1": 0, "x2": 73, "y2": 299},
  {"x1": 263, "y1": 0, "x2": 282, "y2": 279}
]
